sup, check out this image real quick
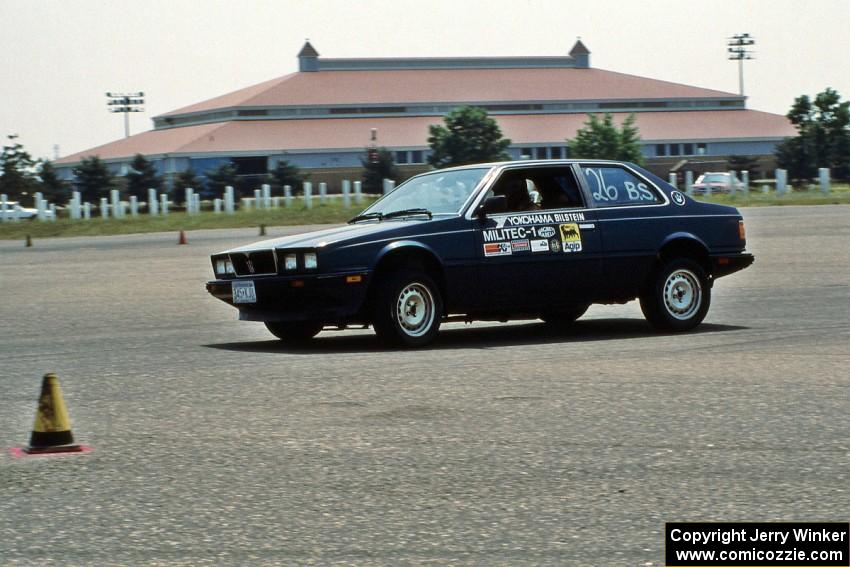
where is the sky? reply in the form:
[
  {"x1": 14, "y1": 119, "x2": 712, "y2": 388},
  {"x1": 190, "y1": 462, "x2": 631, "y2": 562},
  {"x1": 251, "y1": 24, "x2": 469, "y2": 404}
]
[{"x1": 2, "y1": 0, "x2": 849, "y2": 161}]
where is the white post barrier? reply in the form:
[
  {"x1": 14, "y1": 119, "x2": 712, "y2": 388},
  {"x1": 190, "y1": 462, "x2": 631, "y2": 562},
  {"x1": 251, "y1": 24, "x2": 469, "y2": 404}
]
[
  {"x1": 262, "y1": 184, "x2": 271, "y2": 209},
  {"x1": 110, "y1": 189, "x2": 122, "y2": 219},
  {"x1": 160, "y1": 194, "x2": 169, "y2": 216},
  {"x1": 776, "y1": 169, "x2": 788, "y2": 195},
  {"x1": 741, "y1": 170, "x2": 750, "y2": 196},
  {"x1": 213, "y1": 198, "x2": 222, "y2": 213},
  {"x1": 354, "y1": 181, "x2": 363, "y2": 205},
  {"x1": 129, "y1": 196, "x2": 138, "y2": 217},
  {"x1": 383, "y1": 179, "x2": 395, "y2": 195},
  {"x1": 0, "y1": 193, "x2": 7, "y2": 222},
  {"x1": 224, "y1": 186, "x2": 235, "y2": 214},
  {"x1": 668, "y1": 173, "x2": 677, "y2": 189},
  {"x1": 194, "y1": 193, "x2": 201, "y2": 214},
  {"x1": 319, "y1": 182, "x2": 327, "y2": 204},
  {"x1": 728, "y1": 170, "x2": 737, "y2": 197},
  {"x1": 284, "y1": 185, "x2": 292, "y2": 208},
  {"x1": 342, "y1": 179, "x2": 351, "y2": 208},
  {"x1": 685, "y1": 171, "x2": 694, "y2": 196},
  {"x1": 243, "y1": 197, "x2": 252, "y2": 211},
  {"x1": 254, "y1": 189, "x2": 262, "y2": 209},
  {"x1": 148, "y1": 188, "x2": 158, "y2": 216},
  {"x1": 35, "y1": 192, "x2": 45, "y2": 221},
  {"x1": 83, "y1": 202, "x2": 91, "y2": 220},
  {"x1": 100, "y1": 197, "x2": 109, "y2": 219},
  {"x1": 48, "y1": 203, "x2": 57, "y2": 222},
  {"x1": 272, "y1": 196, "x2": 280, "y2": 208},
  {"x1": 71, "y1": 191, "x2": 81, "y2": 219},
  {"x1": 185, "y1": 188, "x2": 195, "y2": 214},
  {"x1": 819, "y1": 168, "x2": 830, "y2": 194},
  {"x1": 303, "y1": 182, "x2": 312, "y2": 209}
]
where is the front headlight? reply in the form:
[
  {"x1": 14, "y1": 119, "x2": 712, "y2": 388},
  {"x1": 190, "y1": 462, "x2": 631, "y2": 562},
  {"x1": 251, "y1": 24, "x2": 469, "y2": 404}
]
[
  {"x1": 214, "y1": 258, "x2": 235, "y2": 276},
  {"x1": 284, "y1": 253, "x2": 298, "y2": 271},
  {"x1": 304, "y1": 252, "x2": 318, "y2": 269}
]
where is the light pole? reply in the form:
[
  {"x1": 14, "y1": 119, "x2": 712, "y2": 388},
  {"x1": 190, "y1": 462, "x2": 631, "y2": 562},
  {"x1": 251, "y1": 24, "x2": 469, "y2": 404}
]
[
  {"x1": 106, "y1": 92, "x2": 145, "y2": 138},
  {"x1": 727, "y1": 34, "x2": 755, "y2": 96}
]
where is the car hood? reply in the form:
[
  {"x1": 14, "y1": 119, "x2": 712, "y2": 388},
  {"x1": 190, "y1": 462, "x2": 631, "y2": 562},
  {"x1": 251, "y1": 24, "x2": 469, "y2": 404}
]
[{"x1": 224, "y1": 219, "x2": 432, "y2": 253}]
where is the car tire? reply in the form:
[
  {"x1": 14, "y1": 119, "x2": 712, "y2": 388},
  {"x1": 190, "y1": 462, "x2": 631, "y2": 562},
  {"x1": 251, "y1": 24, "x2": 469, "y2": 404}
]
[
  {"x1": 264, "y1": 321, "x2": 323, "y2": 342},
  {"x1": 541, "y1": 304, "x2": 590, "y2": 327},
  {"x1": 640, "y1": 258, "x2": 711, "y2": 331},
  {"x1": 371, "y1": 269, "x2": 442, "y2": 347}
]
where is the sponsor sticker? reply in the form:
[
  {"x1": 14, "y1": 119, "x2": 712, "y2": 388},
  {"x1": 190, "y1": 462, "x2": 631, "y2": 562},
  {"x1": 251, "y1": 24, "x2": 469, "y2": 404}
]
[
  {"x1": 531, "y1": 239, "x2": 549, "y2": 253},
  {"x1": 559, "y1": 223, "x2": 583, "y2": 253},
  {"x1": 511, "y1": 239, "x2": 530, "y2": 252},
  {"x1": 670, "y1": 190, "x2": 687, "y2": 206},
  {"x1": 549, "y1": 238, "x2": 561, "y2": 252},
  {"x1": 537, "y1": 226, "x2": 556, "y2": 238},
  {"x1": 496, "y1": 211, "x2": 586, "y2": 228},
  {"x1": 483, "y1": 242, "x2": 512, "y2": 257}
]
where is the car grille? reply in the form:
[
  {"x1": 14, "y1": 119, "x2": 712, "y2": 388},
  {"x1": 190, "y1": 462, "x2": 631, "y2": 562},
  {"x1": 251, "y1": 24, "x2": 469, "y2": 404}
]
[{"x1": 229, "y1": 250, "x2": 277, "y2": 276}]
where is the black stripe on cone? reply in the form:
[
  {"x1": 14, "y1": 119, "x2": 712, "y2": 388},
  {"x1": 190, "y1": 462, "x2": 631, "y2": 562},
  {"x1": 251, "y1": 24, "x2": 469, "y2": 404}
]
[{"x1": 24, "y1": 373, "x2": 82, "y2": 454}]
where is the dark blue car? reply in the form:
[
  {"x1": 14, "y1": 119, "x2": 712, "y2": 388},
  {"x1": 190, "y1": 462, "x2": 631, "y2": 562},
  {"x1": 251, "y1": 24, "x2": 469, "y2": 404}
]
[{"x1": 206, "y1": 160, "x2": 753, "y2": 346}]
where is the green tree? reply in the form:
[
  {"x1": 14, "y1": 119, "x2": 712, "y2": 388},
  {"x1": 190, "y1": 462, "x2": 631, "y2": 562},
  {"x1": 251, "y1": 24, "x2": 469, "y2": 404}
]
[
  {"x1": 0, "y1": 134, "x2": 39, "y2": 200},
  {"x1": 37, "y1": 161, "x2": 69, "y2": 204},
  {"x1": 776, "y1": 88, "x2": 850, "y2": 181},
  {"x1": 567, "y1": 113, "x2": 644, "y2": 165},
  {"x1": 72, "y1": 156, "x2": 113, "y2": 202},
  {"x1": 361, "y1": 147, "x2": 399, "y2": 193},
  {"x1": 125, "y1": 154, "x2": 161, "y2": 199},
  {"x1": 427, "y1": 106, "x2": 511, "y2": 168},
  {"x1": 205, "y1": 162, "x2": 241, "y2": 197},
  {"x1": 174, "y1": 168, "x2": 199, "y2": 198},
  {"x1": 267, "y1": 160, "x2": 306, "y2": 194}
]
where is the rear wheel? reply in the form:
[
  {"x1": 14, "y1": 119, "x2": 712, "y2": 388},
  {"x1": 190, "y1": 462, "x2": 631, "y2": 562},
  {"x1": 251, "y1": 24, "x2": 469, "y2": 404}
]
[
  {"x1": 640, "y1": 258, "x2": 710, "y2": 331},
  {"x1": 264, "y1": 321, "x2": 323, "y2": 342},
  {"x1": 371, "y1": 269, "x2": 442, "y2": 347}
]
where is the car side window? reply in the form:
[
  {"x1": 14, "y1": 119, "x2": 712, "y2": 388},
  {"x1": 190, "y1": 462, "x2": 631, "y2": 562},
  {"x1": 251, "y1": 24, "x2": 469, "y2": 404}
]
[
  {"x1": 581, "y1": 166, "x2": 661, "y2": 207},
  {"x1": 487, "y1": 167, "x2": 585, "y2": 212}
]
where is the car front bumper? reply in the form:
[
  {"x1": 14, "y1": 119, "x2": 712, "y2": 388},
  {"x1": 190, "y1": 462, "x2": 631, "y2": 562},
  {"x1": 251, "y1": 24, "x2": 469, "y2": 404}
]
[{"x1": 206, "y1": 271, "x2": 371, "y2": 323}]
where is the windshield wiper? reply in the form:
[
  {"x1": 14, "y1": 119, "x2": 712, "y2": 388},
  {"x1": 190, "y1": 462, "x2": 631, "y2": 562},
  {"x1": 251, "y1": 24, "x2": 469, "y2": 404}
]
[
  {"x1": 381, "y1": 208, "x2": 433, "y2": 220},
  {"x1": 348, "y1": 211, "x2": 383, "y2": 224}
]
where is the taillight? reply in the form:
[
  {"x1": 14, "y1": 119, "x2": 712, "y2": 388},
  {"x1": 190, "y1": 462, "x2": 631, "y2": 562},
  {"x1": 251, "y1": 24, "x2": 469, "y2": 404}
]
[{"x1": 738, "y1": 220, "x2": 746, "y2": 240}]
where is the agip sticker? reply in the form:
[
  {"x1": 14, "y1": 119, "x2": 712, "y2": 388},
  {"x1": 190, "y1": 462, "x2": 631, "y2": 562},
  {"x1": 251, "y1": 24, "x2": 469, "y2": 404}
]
[{"x1": 559, "y1": 223, "x2": 583, "y2": 253}]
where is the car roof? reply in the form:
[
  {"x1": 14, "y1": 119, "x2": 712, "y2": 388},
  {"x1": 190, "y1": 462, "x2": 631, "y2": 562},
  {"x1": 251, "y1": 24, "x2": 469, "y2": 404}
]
[{"x1": 431, "y1": 159, "x2": 637, "y2": 173}]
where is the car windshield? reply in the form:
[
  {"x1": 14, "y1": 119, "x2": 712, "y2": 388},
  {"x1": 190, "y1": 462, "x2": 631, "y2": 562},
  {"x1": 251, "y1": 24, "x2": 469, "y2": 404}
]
[
  {"x1": 360, "y1": 168, "x2": 490, "y2": 217},
  {"x1": 700, "y1": 173, "x2": 729, "y2": 183}
]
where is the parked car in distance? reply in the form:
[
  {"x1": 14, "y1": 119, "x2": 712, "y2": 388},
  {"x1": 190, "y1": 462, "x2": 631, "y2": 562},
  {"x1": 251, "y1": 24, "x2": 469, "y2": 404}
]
[
  {"x1": 0, "y1": 201, "x2": 54, "y2": 220},
  {"x1": 691, "y1": 172, "x2": 744, "y2": 195},
  {"x1": 206, "y1": 160, "x2": 754, "y2": 347}
]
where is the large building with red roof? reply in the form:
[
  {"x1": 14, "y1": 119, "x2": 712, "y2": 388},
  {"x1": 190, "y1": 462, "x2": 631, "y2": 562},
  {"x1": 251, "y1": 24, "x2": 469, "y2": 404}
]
[{"x1": 55, "y1": 40, "x2": 794, "y2": 188}]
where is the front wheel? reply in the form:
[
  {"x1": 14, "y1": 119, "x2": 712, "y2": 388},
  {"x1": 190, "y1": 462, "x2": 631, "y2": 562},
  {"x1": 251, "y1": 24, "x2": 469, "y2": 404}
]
[
  {"x1": 640, "y1": 258, "x2": 711, "y2": 331},
  {"x1": 264, "y1": 321, "x2": 323, "y2": 342},
  {"x1": 371, "y1": 269, "x2": 442, "y2": 347}
]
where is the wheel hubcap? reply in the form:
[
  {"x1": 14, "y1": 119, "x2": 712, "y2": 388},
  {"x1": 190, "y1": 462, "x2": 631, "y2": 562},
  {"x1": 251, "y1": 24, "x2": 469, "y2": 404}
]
[
  {"x1": 396, "y1": 283, "x2": 435, "y2": 337},
  {"x1": 663, "y1": 269, "x2": 701, "y2": 320}
]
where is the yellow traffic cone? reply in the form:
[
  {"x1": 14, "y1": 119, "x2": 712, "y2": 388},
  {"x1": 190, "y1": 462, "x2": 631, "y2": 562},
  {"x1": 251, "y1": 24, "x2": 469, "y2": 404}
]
[{"x1": 24, "y1": 373, "x2": 83, "y2": 454}]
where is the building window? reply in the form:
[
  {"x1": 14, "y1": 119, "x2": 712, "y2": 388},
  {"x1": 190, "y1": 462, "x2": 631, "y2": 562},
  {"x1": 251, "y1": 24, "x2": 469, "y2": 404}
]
[
  {"x1": 656, "y1": 144, "x2": 667, "y2": 157},
  {"x1": 683, "y1": 143, "x2": 694, "y2": 156},
  {"x1": 536, "y1": 147, "x2": 548, "y2": 159},
  {"x1": 410, "y1": 150, "x2": 424, "y2": 164},
  {"x1": 669, "y1": 144, "x2": 681, "y2": 157},
  {"x1": 697, "y1": 143, "x2": 707, "y2": 155},
  {"x1": 550, "y1": 147, "x2": 562, "y2": 159},
  {"x1": 395, "y1": 151, "x2": 409, "y2": 164}
]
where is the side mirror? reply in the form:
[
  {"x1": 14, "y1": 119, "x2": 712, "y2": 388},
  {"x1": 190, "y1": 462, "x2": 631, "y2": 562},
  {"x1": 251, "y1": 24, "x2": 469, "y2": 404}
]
[{"x1": 476, "y1": 195, "x2": 507, "y2": 219}]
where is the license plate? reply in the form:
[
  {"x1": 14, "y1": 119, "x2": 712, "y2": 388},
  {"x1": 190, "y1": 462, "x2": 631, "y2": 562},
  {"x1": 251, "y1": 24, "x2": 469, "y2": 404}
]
[{"x1": 232, "y1": 281, "x2": 257, "y2": 304}]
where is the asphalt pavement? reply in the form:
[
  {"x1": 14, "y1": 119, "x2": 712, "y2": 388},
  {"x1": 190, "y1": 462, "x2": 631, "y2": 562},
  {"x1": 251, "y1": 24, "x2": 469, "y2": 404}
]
[{"x1": 1, "y1": 206, "x2": 848, "y2": 566}]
